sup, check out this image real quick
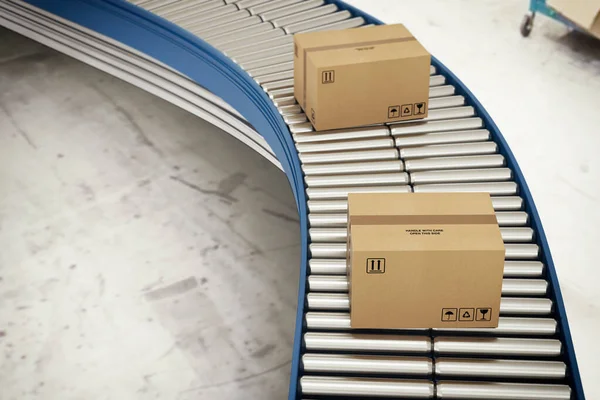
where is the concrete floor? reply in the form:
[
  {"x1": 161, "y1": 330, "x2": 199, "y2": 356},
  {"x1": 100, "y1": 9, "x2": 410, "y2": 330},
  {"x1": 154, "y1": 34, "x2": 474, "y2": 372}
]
[{"x1": 1, "y1": 0, "x2": 599, "y2": 398}]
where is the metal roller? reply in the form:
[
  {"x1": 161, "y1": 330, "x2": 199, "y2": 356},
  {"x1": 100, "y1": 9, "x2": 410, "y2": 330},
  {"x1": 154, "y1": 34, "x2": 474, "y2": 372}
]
[
  {"x1": 208, "y1": 23, "x2": 278, "y2": 47},
  {"x1": 161, "y1": 1, "x2": 229, "y2": 22},
  {"x1": 433, "y1": 337, "x2": 562, "y2": 357},
  {"x1": 309, "y1": 257, "x2": 543, "y2": 277},
  {"x1": 234, "y1": 0, "x2": 269, "y2": 9},
  {"x1": 505, "y1": 244, "x2": 539, "y2": 259},
  {"x1": 409, "y1": 168, "x2": 512, "y2": 185},
  {"x1": 300, "y1": 376, "x2": 435, "y2": 398},
  {"x1": 293, "y1": 126, "x2": 390, "y2": 144},
  {"x1": 307, "y1": 196, "x2": 523, "y2": 214},
  {"x1": 307, "y1": 275, "x2": 545, "y2": 297},
  {"x1": 429, "y1": 95, "x2": 465, "y2": 109},
  {"x1": 309, "y1": 258, "x2": 347, "y2": 274},
  {"x1": 413, "y1": 181, "x2": 518, "y2": 195},
  {"x1": 274, "y1": 96, "x2": 296, "y2": 107},
  {"x1": 282, "y1": 113, "x2": 306, "y2": 125},
  {"x1": 308, "y1": 292, "x2": 552, "y2": 315},
  {"x1": 401, "y1": 142, "x2": 497, "y2": 160},
  {"x1": 302, "y1": 353, "x2": 433, "y2": 375},
  {"x1": 268, "y1": 86, "x2": 294, "y2": 99},
  {"x1": 198, "y1": 16, "x2": 265, "y2": 39},
  {"x1": 435, "y1": 358, "x2": 566, "y2": 379},
  {"x1": 309, "y1": 227, "x2": 346, "y2": 242},
  {"x1": 257, "y1": 0, "x2": 324, "y2": 20},
  {"x1": 271, "y1": 3, "x2": 337, "y2": 27},
  {"x1": 303, "y1": 160, "x2": 404, "y2": 176},
  {"x1": 261, "y1": 77, "x2": 293, "y2": 91},
  {"x1": 434, "y1": 317, "x2": 557, "y2": 336},
  {"x1": 496, "y1": 211, "x2": 529, "y2": 226},
  {"x1": 492, "y1": 196, "x2": 524, "y2": 211},
  {"x1": 177, "y1": 4, "x2": 239, "y2": 27},
  {"x1": 305, "y1": 172, "x2": 410, "y2": 188},
  {"x1": 247, "y1": 60, "x2": 292, "y2": 77},
  {"x1": 501, "y1": 279, "x2": 547, "y2": 296},
  {"x1": 307, "y1": 292, "x2": 349, "y2": 309},
  {"x1": 404, "y1": 154, "x2": 505, "y2": 172},
  {"x1": 504, "y1": 261, "x2": 544, "y2": 277},
  {"x1": 310, "y1": 242, "x2": 538, "y2": 259},
  {"x1": 305, "y1": 313, "x2": 556, "y2": 334},
  {"x1": 225, "y1": 35, "x2": 293, "y2": 57},
  {"x1": 220, "y1": 29, "x2": 287, "y2": 52},
  {"x1": 429, "y1": 85, "x2": 456, "y2": 98},
  {"x1": 309, "y1": 212, "x2": 528, "y2": 228},
  {"x1": 234, "y1": 44, "x2": 293, "y2": 65},
  {"x1": 284, "y1": 11, "x2": 352, "y2": 34},
  {"x1": 184, "y1": 9, "x2": 251, "y2": 32},
  {"x1": 289, "y1": 122, "x2": 315, "y2": 134},
  {"x1": 395, "y1": 129, "x2": 491, "y2": 148},
  {"x1": 501, "y1": 297, "x2": 553, "y2": 315},
  {"x1": 141, "y1": 0, "x2": 191, "y2": 10},
  {"x1": 300, "y1": 16, "x2": 366, "y2": 33},
  {"x1": 296, "y1": 137, "x2": 395, "y2": 154},
  {"x1": 308, "y1": 275, "x2": 348, "y2": 291},
  {"x1": 279, "y1": 104, "x2": 302, "y2": 116},
  {"x1": 300, "y1": 148, "x2": 400, "y2": 165},
  {"x1": 435, "y1": 381, "x2": 571, "y2": 400},
  {"x1": 248, "y1": 0, "x2": 304, "y2": 15},
  {"x1": 255, "y1": 69, "x2": 294, "y2": 84},
  {"x1": 421, "y1": 106, "x2": 475, "y2": 121},
  {"x1": 310, "y1": 243, "x2": 346, "y2": 258},
  {"x1": 152, "y1": 0, "x2": 223, "y2": 16},
  {"x1": 429, "y1": 74, "x2": 446, "y2": 86},
  {"x1": 500, "y1": 227, "x2": 535, "y2": 243},
  {"x1": 392, "y1": 117, "x2": 483, "y2": 136},
  {"x1": 241, "y1": 53, "x2": 292, "y2": 71},
  {"x1": 303, "y1": 332, "x2": 432, "y2": 353}
]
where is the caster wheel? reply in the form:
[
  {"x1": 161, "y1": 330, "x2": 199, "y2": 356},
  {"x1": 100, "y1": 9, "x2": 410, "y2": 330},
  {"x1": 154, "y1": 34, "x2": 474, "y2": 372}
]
[{"x1": 520, "y1": 13, "x2": 534, "y2": 37}]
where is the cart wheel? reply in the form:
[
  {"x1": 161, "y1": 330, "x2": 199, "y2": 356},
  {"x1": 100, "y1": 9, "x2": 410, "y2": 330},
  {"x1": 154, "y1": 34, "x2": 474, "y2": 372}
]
[{"x1": 520, "y1": 13, "x2": 534, "y2": 37}]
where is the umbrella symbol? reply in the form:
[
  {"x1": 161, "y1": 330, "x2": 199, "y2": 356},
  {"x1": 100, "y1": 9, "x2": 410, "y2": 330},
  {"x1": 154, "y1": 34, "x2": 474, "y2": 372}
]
[{"x1": 444, "y1": 310, "x2": 455, "y2": 320}]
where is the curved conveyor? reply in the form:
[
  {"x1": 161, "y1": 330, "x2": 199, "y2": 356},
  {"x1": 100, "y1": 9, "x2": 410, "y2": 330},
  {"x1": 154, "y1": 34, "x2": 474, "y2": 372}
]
[{"x1": 0, "y1": 0, "x2": 585, "y2": 399}]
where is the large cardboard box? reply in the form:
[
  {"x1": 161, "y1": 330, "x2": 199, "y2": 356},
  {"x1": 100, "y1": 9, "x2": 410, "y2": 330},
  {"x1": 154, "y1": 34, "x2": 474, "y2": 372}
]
[
  {"x1": 293, "y1": 24, "x2": 431, "y2": 131},
  {"x1": 348, "y1": 192, "x2": 505, "y2": 329},
  {"x1": 548, "y1": 0, "x2": 600, "y2": 39}
]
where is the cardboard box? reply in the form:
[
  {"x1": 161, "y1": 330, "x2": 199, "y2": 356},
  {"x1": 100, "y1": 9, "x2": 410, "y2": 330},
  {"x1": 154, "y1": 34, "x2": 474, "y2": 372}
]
[
  {"x1": 347, "y1": 192, "x2": 505, "y2": 329},
  {"x1": 548, "y1": 0, "x2": 600, "y2": 39},
  {"x1": 294, "y1": 24, "x2": 431, "y2": 131}
]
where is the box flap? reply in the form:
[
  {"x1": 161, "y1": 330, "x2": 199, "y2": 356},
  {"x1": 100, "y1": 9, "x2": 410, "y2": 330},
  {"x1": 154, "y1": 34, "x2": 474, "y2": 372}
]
[
  {"x1": 548, "y1": 0, "x2": 600, "y2": 28},
  {"x1": 348, "y1": 192, "x2": 497, "y2": 226},
  {"x1": 294, "y1": 24, "x2": 414, "y2": 50}
]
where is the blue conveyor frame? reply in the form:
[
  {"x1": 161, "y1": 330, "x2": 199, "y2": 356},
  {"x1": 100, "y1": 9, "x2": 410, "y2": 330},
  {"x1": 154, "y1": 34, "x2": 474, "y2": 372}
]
[{"x1": 19, "y1": 1, "x2": 585, "y2": 398}]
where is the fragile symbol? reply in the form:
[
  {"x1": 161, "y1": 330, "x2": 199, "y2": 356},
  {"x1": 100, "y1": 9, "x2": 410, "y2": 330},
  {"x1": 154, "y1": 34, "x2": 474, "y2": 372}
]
[
  {"x1": 477, "y1": 308, "x2": 492, "y2": 321},
  {"x1": 388, "y1": 105, "x2": 400, "y2": 119},
  {"x1": 401, "y1": 104, "x2": 412, "y2": 116},
  {"x1": 366, "y1": 258, "x2": 385, "y2": 274},
  {"x1": 441, "y1": 308, "x2": 457, "y2": 322},
  {"x1": 459, "y1": 308, "x2": 474, "y2": 321},
  {"x1": 322, "y1": 70, "x2": 335, "y2": 84},
  {"x1": 414, "y1": 102, "x2": 426, "y2": 115}
]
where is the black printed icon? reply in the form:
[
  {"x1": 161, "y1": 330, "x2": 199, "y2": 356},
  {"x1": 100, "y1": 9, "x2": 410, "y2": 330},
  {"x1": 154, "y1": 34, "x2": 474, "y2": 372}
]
[
  {"x1": 401, "y1": 104, "x2": 413, "y2": 116},
  {"x1": 441, "y1": 308, "x2": 457, "y2": 322},
  {"x1": 311, "y1": 108, "x2": 316, "y2": 122},
  {"x1": 322, "y1": 70, "x2": 335, "y2": 84},
  {"x1": 366, "y1": 258, "x2": 385, "y2": 274},
  {"x1": 459, "y1": 308, "x2": 474, "y2": 321},
  {"x1": 414, "y1": 102, "x2": 426, "y2": 115},
  {"x1": 476, "y1": 308, "x2": 492, "y2": 321},
  {"x1": 388, "y1": 105, "x2": 400, "y2": 119}
]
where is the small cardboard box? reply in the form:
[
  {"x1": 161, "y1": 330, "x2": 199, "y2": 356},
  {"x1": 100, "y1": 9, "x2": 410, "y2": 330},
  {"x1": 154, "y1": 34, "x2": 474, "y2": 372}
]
[
  {"x1": 548, "y1": 0, "x2": 600, "y2": 39},
  {"x1": 347, "y1": 192, "x2": 505, "y2": 329},
  {"x1": 294, "y1": 24, "x2": 431, "y2": 131}
]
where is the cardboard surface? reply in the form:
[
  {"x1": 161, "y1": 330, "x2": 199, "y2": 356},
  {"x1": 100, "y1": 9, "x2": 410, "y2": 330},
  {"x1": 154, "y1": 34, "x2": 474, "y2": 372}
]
[
  {"x1": 548, "y1": 0, "x2": 600, "y2": 38},
  {"x1": 294, "y1": 24, "x2": 430, "y2": 131},
  {"x1": 348, "y1": 192, "x2": 505, "y2": 329}
]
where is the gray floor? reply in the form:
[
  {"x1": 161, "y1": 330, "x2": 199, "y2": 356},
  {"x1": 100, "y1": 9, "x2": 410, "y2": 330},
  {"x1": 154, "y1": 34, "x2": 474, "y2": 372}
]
[
  {"x1": 1, "y1": 0, "x2": 600, "y2": 398},
  {"x1": 0, "y1": 27, "x2": 299, "y2": 399}
]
